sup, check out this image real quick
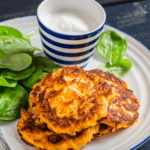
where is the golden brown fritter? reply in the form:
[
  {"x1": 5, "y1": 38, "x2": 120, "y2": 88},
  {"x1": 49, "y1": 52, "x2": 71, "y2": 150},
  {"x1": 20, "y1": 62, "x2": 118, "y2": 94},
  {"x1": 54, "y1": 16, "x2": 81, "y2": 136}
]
[
  {"x1": 88, "y1": 69, "x2": 128, "y2": 88},
  {"x1": 18, "y1": 66, "x2": 140, "y2": 150},
  {"x1": 28, "y1": 66, "x2": 139, "y2": 135},
  {"x1": 18, "y1": 108, "x2": 99, "y2": 150}
]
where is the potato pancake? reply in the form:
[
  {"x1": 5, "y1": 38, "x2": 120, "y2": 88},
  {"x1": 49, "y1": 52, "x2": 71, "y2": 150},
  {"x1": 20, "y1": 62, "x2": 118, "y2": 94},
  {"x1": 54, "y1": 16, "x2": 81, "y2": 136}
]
[
  {"x1": 28, "y1": 66, "x2": 139, "y2": 135},
  {"x1": 18, "y1": 108, "x2": 99, "y2": 150}
]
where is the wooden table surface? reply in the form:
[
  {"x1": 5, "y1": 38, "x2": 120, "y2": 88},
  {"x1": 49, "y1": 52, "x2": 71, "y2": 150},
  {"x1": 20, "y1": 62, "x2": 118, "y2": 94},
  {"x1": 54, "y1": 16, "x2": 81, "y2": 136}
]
[{"x1": 0, "y1": 0, "x2": 149, "y2": 150}]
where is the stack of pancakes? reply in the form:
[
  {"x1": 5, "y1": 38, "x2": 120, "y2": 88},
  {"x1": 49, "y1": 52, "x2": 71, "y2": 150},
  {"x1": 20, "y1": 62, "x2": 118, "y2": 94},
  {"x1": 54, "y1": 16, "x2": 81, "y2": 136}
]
[{"x1": 18, "y1": 66, "x2": 139, "y2": 150}]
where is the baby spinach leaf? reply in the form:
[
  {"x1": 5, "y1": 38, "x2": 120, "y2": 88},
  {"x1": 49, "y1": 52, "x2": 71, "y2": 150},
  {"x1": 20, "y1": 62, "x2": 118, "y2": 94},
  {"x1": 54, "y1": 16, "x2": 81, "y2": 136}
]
[
  {"x1": 23, "y1": 31, "x2": 35, "y2": 41},
  {"x1": 0, "y1": 76, "x2": 17, "y2": 87},
  {"x1": 0, "y1": 26, "x2": 31, "y2": 58},
  {"x1": 0, "y1": 26, "x2": 43, "y2": 58},
  {"x1": 0, "y1": 36, "x2": 35, "y2": 56},
  {"x1": 19, "y1": 83, "x2": 32, "y2": 94},
  {"x1": 1, "y1": 63, "x2": 36, "y2": 81},
  {"x1": 22, "y1": 70, "x2": 47, "y2": 89},
  {"x1": 96, "y1": 59, "x2": 132, "y2": 78},
  {"x1": 0, "y1": 26, "x2": 23, "y2": 38},
  {"x1": 0, "y1": 48, "x2": 6, "y2": 59},
  {"x1": 35, "y1": 56, "x2": 59, "y2": 67},
  {"x1": 0, "y1": 84, "x2": 29, "y2": 122},
  {"x1": 96, "y1": 30, "x2": 127, "y2": 65},
  {"x1": 22, "y1": 56, "x2": 60, "y2": 89},
  {"x1": 43, "y1": 66, "x2": 60, "y2": 72},
  {"x1": 0, "y1": 53, "x2": 32, "y2": 71}
]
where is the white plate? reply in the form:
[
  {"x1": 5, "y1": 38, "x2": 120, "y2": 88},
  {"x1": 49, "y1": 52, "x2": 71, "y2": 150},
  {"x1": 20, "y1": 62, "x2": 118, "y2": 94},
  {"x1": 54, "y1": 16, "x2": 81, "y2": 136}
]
[{"x1": 0, "y1": 16, "x2": 150, "y2": 150}]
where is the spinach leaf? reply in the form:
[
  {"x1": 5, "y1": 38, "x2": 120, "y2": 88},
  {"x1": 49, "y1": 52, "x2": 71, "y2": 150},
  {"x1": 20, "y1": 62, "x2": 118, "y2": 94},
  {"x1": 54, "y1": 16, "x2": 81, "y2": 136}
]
[
  {"x1": 1, "y1": 63, "x2": 36, "y2": 81},
  {"x1": 96, "y1": 59, "x2": 132, "y2": 78},
  {"x1": 23, "y1": 31, "x2": 35, "y2": 41},
  {"x1": 0, "y1": 53, "x2": 32, "y2": 71},
  {"x1": 0, "y1": 48, "x2": 6, "y2": 59},
  {"x1": 43, "y1": 66, "x2": 60, "y2": 72},
  {"x1": 0, "y1": 36, "x2": 36, "y2": 56},
  {"x1": 22, "y1": 56, "x2": 60, "y2": 89},
  {"x1": 96, "y1": 30, "x2": 127, "y2": 65},
  {"x1": 0, "y1": 26, "x2": 43, "y2": 58},
  {"x1": 0, "y1": 76, "x2": 17, "y2": 87},
  {"x1": 0, "y1": 26, "x2": 28, "y2": 58},
  {"x1": 0, "y1": 84, "x2": 29, "y2": 122},
  {"x1": 22, "y1": 70, "x2": 47, "y2": 89},
  {"x1": 0, "y1": 26, "x2": 23, "y2": 38}
]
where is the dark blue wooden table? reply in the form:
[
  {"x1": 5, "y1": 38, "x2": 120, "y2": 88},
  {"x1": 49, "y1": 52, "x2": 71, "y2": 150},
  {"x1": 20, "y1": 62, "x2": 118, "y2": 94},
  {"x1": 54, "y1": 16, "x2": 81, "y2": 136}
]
[{"x1": 0, "y1": 0, "x2": 149, "y2": 150}]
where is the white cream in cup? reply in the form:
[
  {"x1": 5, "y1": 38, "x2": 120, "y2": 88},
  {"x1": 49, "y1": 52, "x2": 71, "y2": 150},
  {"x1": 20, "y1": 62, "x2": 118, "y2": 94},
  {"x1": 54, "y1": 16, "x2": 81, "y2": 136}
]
[{"x1": 37, "y1": 0, "x2": 106, "y2": 68}]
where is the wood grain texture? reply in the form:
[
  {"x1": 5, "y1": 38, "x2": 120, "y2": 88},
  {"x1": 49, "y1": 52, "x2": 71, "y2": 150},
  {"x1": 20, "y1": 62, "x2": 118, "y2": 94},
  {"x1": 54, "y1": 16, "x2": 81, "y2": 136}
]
[
  {"x1": 104, "y1": 1, "x2": 150, "y2": 49},
  {"x1": 0, "y1": 0, "x2": 42, "y2": 21},
  {"x1": 96, "y1": 0, "x2": 145, "y2": 6}
]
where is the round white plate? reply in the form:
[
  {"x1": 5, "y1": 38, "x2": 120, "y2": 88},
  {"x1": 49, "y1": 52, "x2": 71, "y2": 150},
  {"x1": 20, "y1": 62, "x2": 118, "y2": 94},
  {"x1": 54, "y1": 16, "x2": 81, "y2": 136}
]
[{"x1": 0, "y1": 16, "x2": 150, "y2": 150}]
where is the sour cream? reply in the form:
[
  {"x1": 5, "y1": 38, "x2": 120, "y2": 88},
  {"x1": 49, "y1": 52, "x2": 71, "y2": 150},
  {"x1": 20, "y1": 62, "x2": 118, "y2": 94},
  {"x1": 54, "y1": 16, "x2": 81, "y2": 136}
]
[{"x1": 44, "y1": 10, "x2": 98, "y2": 35}]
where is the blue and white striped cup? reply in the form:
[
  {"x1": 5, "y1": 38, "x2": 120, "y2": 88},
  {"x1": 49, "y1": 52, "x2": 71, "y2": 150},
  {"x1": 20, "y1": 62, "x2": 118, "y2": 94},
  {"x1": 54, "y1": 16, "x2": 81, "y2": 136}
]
[{"x1": 37, "y1": 0, "x2": 106, "y2": 68}]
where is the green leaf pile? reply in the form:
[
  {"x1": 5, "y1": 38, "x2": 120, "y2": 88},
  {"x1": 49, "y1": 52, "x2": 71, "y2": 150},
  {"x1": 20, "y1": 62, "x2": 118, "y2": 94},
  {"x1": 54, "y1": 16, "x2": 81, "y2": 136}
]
[
  {"x1": 21, "y1": 56, "x2": 60, "y2": 89},
  {"x1": 22, "y1": 56, "x2": 60, "y2": 89},
  {"x1": 0, "y1": 26, "x2": 60, "y2": 122},
  {"x1": 96, "y1": 30, "x2": 132, "y2": 78},
  {"x1": 0, "y1": 84, "x2": 29, "y2": 122}
]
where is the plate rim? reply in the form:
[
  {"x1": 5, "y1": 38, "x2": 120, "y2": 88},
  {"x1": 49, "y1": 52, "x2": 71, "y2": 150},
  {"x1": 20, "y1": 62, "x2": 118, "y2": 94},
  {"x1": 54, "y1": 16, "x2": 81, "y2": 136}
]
[
  {"x1": 0, "y1": 15, "x2": 150, "y2": 150},
  {"x1": 103, "y1": 24, "x2": 150, "y2": 150}
]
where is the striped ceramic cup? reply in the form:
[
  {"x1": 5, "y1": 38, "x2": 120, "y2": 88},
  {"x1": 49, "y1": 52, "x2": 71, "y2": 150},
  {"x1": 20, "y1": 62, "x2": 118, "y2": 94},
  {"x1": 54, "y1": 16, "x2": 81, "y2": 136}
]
[{"x1": 37, "y1": 0, "x2": 106, "y2": 68}]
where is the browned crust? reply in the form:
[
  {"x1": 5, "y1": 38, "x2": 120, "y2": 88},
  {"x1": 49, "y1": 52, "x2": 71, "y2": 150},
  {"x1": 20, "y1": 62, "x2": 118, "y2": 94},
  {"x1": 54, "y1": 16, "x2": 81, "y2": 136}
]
[
  {"x1": 88, "y1": 69, "x2": 128, "y2": 88},
  {"x1": 107, "y1": 87, "x2": 139, "y2": 123},
  {"x1": 17, "y1": 108, "x2": 99, "y2": 150},
  {"x1": 28, "y1": 66, "x2": 139, "y2": 134}
]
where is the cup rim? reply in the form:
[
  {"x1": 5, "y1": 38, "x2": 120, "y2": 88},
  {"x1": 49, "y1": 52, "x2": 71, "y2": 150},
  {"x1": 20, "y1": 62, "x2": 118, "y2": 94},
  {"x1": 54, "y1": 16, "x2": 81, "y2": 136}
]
[{"x1": 37, "y1": 0, "x2": 106, "y2": 37}]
